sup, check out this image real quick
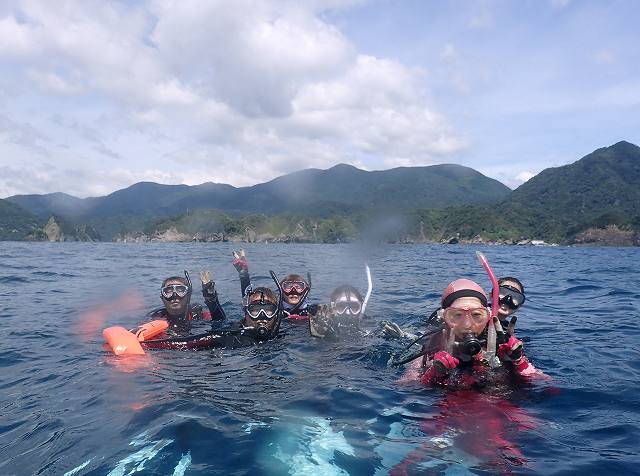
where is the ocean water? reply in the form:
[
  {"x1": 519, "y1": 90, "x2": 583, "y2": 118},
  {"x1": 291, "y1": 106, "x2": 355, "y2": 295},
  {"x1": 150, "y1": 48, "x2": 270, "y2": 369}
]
[{"x1": 0, "y1": 242, "x2": 639, "y2": 475}]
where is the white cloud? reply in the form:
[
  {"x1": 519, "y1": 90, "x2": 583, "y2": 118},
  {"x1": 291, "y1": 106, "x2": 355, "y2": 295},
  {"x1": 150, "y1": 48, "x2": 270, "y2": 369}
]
[
  {"x1": 516, "y1": 171, "x2": 535, "y2": 183},
  {"x1": 27, "y1": 69, "x2": 81, "y2": 94},
  {"x1": 0, "y1": 0, "x2": 467, "y2": 197}
]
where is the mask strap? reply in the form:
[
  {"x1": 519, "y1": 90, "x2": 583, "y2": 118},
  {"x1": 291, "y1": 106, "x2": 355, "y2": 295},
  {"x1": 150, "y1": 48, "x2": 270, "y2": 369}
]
[{"x1": 361, "y1": 264, "x2": 373, "y2": 315}]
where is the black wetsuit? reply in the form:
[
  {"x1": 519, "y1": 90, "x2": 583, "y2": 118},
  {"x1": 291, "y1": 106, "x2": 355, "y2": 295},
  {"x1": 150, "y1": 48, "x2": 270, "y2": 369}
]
[
  {"x1": 142, "y1": 281, "x2": 284, "y2": 350},
  {"x1": 240, "y1": 269, "x2": 310, "y2": 318},
  {"x1": 141, "y1": 321, "x2": 283, "y2": 350},
  {"x1": 146, "y1": 286, "x2": 227, "y2": 335}
]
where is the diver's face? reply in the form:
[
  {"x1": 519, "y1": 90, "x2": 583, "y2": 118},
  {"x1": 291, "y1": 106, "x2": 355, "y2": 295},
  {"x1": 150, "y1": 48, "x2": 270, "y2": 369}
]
[
  {"x1": 445, "y1": 296, "x2": 488, "y2": 336},
  {"x1": 161, "y1": 279, "x2": 190, "y2": 317},
  {"x1": 497, "y1": 280, "x2": 523, "y2": 317},
  {"x1": 243, "y1": 294, "x2": 278, "y2": 332},
  {"x1": 281, "y1": 279, "x2": 307, "y2": 305},
  {"x1": 284, "y1": 293, "x2": 301, "y2": 305},
  {"x1": 332, "y1": 292, "x2": 363, "y2": 319}
]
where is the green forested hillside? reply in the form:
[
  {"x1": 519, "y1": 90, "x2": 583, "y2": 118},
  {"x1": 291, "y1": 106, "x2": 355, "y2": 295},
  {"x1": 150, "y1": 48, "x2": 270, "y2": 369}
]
[
  {"x1": 4, "y1": 142, "x2": 640, "y2": 244},
  {"x1": 502, "y1": 141, "x2": 640, "y2": 242},
  {"x1": 0, "y1": 199, "x2": 40, "y2": 240},
  {"x1": 7, "y1": 163, "x2": 511, "y2": 239}
]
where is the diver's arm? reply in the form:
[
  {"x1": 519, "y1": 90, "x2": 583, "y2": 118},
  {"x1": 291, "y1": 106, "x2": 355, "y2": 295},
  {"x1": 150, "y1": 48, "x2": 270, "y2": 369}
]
[
  {"x1": 203, "y1": 293, "x2": 227, "y2": 322},
  {"x1": 240, "y1": 274, "x2": 251, "y2": 297},
  {"x1": 142, "y1": 328, "x2": 243, "y2": 350},
  {"x1": 200, "y1": 271, "x2": 226, "y2": 321},
  {"x1": 380, "y1": 321, "x2": 418, "y2": 340},
  {"x1": 232, "y1": 249, "x2": 251, "y2": 297}
]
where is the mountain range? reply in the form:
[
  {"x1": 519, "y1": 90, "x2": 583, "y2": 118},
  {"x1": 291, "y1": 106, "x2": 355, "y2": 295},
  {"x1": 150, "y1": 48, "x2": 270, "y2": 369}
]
[
  {"x1": 5, "y1": 163, "x2": 510, "y2": 239},
  {"x1": 2, "y1": 141, "x2": 639, "y2": 244}
]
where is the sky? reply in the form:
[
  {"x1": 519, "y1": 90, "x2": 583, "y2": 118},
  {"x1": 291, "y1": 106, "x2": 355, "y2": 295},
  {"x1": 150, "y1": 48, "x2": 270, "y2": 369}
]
[{"x1": 0, "y1": 0, "x2": 639, "y2": 198}]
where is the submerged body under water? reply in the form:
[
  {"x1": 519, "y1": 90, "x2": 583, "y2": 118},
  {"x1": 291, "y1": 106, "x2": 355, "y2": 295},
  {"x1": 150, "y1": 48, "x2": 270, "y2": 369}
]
[{"x1": 0, "y1": 242, "x2": 639, "y2": 475}]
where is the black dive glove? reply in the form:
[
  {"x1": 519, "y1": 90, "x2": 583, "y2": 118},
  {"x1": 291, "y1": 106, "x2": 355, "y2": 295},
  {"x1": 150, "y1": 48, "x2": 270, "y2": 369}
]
[{"x1": 200, "y1": 271, "x2": 217, "y2": 299}]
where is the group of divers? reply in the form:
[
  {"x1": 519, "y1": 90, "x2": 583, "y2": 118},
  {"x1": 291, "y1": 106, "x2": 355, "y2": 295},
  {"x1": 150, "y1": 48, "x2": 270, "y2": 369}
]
[{"x1": 125, "y1": 249, "x2": 541, "y2": 386}]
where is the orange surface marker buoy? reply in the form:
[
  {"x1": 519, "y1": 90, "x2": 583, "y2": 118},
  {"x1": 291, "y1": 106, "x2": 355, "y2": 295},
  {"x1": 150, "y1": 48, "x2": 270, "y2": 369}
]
[
  {"x1": 134, "y1": 320, "x2": 169, "y2": 341},
  {"x1": 103, "y1": 326, "x2": 145, "y2": 355}
]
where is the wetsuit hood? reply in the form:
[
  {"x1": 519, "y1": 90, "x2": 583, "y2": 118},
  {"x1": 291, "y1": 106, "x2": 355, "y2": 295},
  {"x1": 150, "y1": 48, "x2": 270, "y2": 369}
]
[{"x1": 441, "y1": 279, "x2": 487, "y2": 309}]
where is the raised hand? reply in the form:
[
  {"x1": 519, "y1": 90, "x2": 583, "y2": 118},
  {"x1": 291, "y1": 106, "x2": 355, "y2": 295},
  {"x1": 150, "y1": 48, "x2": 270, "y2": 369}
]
[
  {"x1": 232, "y1": 249, "x2": 249, "y2": 275},
  {"x1": 200, "y1": 270, "x2": 216, "y2": 298}
]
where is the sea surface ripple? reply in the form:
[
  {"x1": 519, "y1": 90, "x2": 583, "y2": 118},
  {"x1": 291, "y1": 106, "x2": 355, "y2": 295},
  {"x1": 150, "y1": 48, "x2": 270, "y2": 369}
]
[{"x1": 0, "y1": 242, "x2": 639, "y2": 475}]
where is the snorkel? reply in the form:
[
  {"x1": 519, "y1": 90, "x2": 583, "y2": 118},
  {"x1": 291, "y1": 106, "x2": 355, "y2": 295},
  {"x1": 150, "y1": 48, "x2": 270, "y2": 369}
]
[
  {"x1": 445, "y1": 322, "x2": 483, "y2": 362},
  {"x1": 475, "y1": 252, "x2": 498, "y2": 317},
  {"x1": 475, "y1": 251, "x2": 505, "y2": 363},
  {"x1": 183, "y1": 269, "x2": 193, "y2": 311},
  {"x1": 183, "y1": 270, "x2": 192, "y2": 290},
  {"x1": 361, "y1": 264, "x2": 373, "y2": 316},
  {"x1": 266, "y1": 270, "x2": 285, "y2": 337},
  {"x1": 456, "y1": 332, "x2": 483, "y2": 357}
]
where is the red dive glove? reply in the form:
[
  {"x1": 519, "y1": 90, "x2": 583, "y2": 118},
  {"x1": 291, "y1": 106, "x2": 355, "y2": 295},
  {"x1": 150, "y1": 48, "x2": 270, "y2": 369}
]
[
  {"x1": 232, "y1": 249, "x2": 249, "y2": 275},
  {"x1": 497, "y1": 335, "x2": 524, "y2": 362},
  {"x1": 498, "y1": 335, "x2": 536, "y2": 375},
  {"x1": 432, "y1": 351, "x2": 460, "y2": 374},
  {"x1": 421, "y1": 351, "x2": 459, "y2": 385}
]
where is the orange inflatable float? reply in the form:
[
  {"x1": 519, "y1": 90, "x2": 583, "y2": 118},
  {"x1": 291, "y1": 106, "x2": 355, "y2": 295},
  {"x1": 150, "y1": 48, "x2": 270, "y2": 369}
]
[{"x1": 103, "y1": 320, "x2": 169, "y2": 356}]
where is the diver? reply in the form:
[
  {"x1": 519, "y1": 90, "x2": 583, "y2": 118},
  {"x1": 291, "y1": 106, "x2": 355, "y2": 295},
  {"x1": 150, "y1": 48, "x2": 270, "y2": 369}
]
[
  {"x1": 397, "y1": 277, "x2": 537, "y2": 387},
  {"x1": 494, "y1": 276, "x2": 525, "y2": 337},
  {"x1": 382, "y1": 276, "x2": 526, "y2": 342},
  {"x1": 232, "y1": 249, "x2": 312, "y2": 320},
  {"x1": 141, "y1": 271, "x2": 287, "y2": 350},
  {"x1": 308, "y1": 265, "x2": 373, "y2": 339},
  {"x1": 145, "y1": 270, "x2": 226, "y2": 333}
]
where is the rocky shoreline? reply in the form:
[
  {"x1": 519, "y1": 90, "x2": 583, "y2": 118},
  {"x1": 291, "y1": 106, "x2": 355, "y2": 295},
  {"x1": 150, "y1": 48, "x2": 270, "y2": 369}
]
[{"x1": 20, "y1": 216, "x2": 640, "y2": 247}]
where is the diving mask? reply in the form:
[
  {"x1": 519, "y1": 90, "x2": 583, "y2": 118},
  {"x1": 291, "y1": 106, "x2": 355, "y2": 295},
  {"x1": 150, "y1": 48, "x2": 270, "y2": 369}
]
[
  {"x1": 332, "y1": 297, "x2": 362, "y2": 316},
  {"x1": 245, "y1": 302, "x2": 278, "y2": 320},
  {"x1": 443, "y1": 306, "x2": 490, "y2": 328},
  {"x1": 161, "y1": 284, "x2": 190, "y2": 299},
  {"x1": 498, "y1": 285, "x2": 525, "y2": 309},
  {"x1": 282, "y1": 280, "x2": 308, "y2": 294}
]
